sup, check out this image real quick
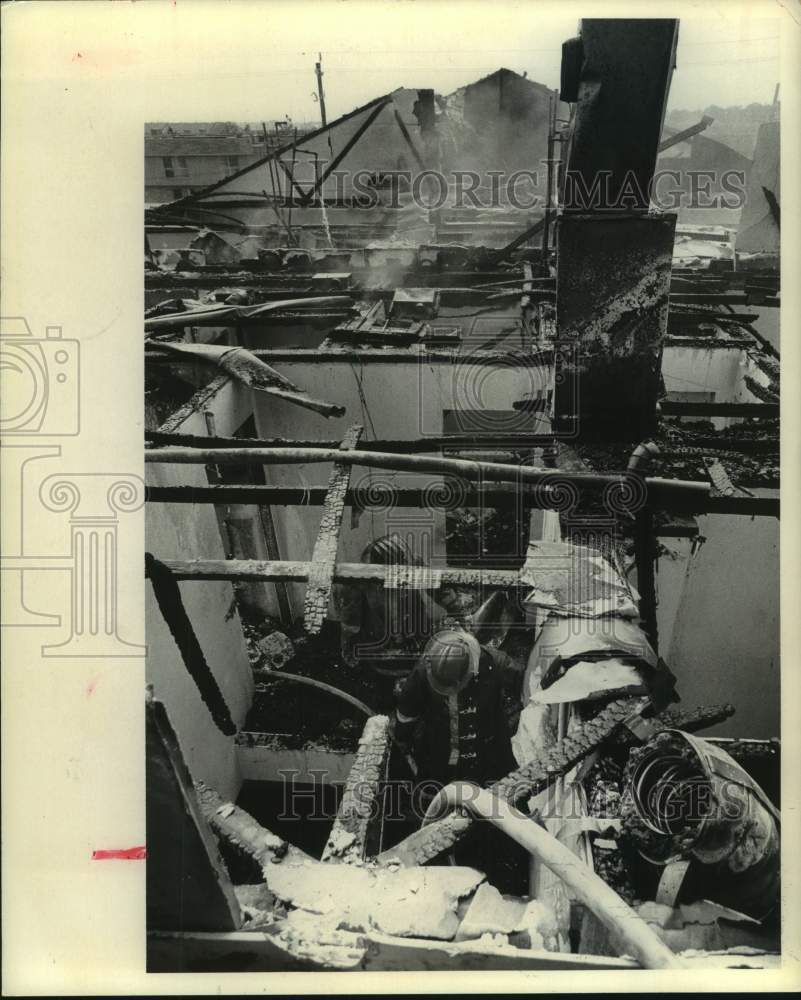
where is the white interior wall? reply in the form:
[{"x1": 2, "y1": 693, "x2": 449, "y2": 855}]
[
  {"x1": 145, "y1": 378, "x2": 256, "y2": 798},
  {"x1": 656, "y1": 511, "x2": 779, "y2": 738},
  {"x1": 661, "y1": 344, "x2": 773, "y2": 429},
  {"x1": 252, "y1": 358, "x2": 546, "y2": 618}
]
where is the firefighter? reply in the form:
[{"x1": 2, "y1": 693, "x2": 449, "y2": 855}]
[
  {"x1": 390, "y1": 627, "x2": 528, "y2": 892},
  {"x1": 334, "y1": 534, "x2": 437, "y2": 675},
  {"x1": 389, "y1": 627, "x2": 522, "y2": 788}
]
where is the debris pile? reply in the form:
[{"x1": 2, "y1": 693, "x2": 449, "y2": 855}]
[{"x1": 144, "y1": 14, "x2": 780, "y2": 974}]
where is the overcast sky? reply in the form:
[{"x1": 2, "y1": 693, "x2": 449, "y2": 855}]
[{"x1": 134, "y1": 2, "x2": 780, "y2": 125}]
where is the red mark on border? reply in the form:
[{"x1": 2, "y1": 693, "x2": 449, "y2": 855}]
[{"x1": 92, "y1": 846, "x2": 146, "y2": 861}]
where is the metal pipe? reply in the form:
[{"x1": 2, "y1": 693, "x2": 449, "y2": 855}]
[
  {"x1": 254, "y1": 669, "x2": 374, "y2": 718},
  {"x1": 422, "y1": 782, "x2": 682, "y2": 970}
]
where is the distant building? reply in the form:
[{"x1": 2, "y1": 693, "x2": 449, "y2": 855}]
[
  {"x1": 449, "y1": 68, "x2": 555, "y2": 177},
  {"x1": 145, "y1": 121, "x2": 314, "y2": 205}
]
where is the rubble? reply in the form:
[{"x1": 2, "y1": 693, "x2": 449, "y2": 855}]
[
  {"x1": 257, "y1": 630, "x2": 295, "y2": 669},
  {"x1": 143, "y1": 14, "x2": 780, "y2": 974}
]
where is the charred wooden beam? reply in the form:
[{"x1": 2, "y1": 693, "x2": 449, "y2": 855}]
[
  {"x1": 705, "y1": 458, "x2": 753, "y2": 499},
  {"x1": 300, "y1": 98, "x2": 392, "y2": 205},
  {"x1": 634, "y1": 507, "x2": 659, "y2": 650},
  {"x1": 152, "y1": 558, "x2": 525, "y2": 588},
  {"x1": 670, "y1": 293, "x2": 779, "y2": 307},
  {"x1": 145, "y1": 483, "x2": 775, "y2": 517},
  {"x1": 660, "y1": 400, "x2": 779, "y2": 417},
  {"x1": 145, "y1": 553, "x2": 236, "y2": 735},
  {"x1": 658, "y1": 115, "x2": 714, "y2": 152},
  {"x1": 705, "y1": 736, "x2": 780, "y2": 761},
  {"x1": 304, "y1": 425, "x2": 363, "y2": 634},
  {"x1": 144, "y1": 446, "x2": 709, "y2": 508},
  {"x1": 610, "y1": 702, "x2": 736, "y2": 746},
  {"x1": 377, "y1": 697, "x2": 650, "y2": 867},
  {"x1": 144, "y1": 295, "x2": 353, "y2": 332},
  {"x1": 146, "y1": 347, "x2": 556, "y2": 366},
  {"x1": 322, "y1": 715, "x2": 391, "y2": 863},
  {"x1": 195, "y1": 780, "x2": 312, "y2": 882},
  {"x1": 663, "y1": 335, "x2": 756, "y2": 350},
  {"x1": 145, "y1": 430, "x2": 559, "y2": 451}
]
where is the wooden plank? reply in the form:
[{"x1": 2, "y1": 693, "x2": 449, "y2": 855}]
[
  {"x1": 146, "y1": 695, "x2": 241, "y2": 933},
  {"x1": 303, "y1": 424, "x2": 363, "y2": 634}
]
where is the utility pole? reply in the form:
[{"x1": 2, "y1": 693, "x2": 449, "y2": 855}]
[{"x1": 315, "y1": 53, "x2": 327, "y2": 127}]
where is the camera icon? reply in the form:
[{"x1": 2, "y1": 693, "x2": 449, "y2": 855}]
[{"x1": 0, "y1": 317, "x2": 80, "y2": 436}]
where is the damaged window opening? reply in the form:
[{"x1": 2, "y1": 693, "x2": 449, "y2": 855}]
[{"x1": 143, "y1": 13, "x2": 781, "y2": 976}]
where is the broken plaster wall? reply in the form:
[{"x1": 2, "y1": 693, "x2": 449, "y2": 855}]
[
  {"x1": 146, "y1": 377, "x2": 256, "y2": 798},
  {"x1": 252, "y1": 358, "x2": 546, "y2": 618}
]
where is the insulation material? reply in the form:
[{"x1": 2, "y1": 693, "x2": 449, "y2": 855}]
[
  {"x1": 265, "y1": 859, "x2": 485, "y2": 940},
  {"x1": 511, "y1": 641, "x2": 557, "y2": 768},
  {"x1": 520, "y1": 540, "x2": 638, "y2": 618},
  {"x1": 532, "y1": 658, "x2": 648, "y2": 705},
  {"x1": 523, "y1": 614, "x2": 657, "y2": 702},
  {"x1": 455, "y1": 884, "x2": 558, "y2": 951}
]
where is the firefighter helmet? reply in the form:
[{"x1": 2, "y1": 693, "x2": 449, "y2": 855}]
[
  {"x1": 362, "y1": 534, "x2": 417, "y2": 566},
  {"x1": 422, "y1": 629, "x2": 481, "y2": 696}
]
